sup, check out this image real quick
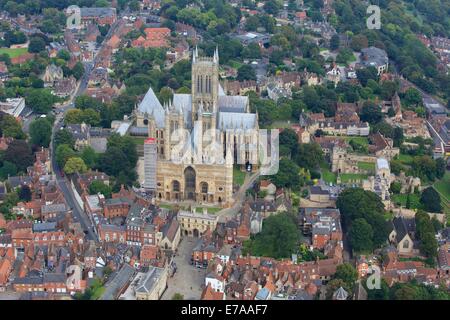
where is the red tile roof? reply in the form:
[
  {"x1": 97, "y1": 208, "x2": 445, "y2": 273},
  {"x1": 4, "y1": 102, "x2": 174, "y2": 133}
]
[{"x1": 201, "y1": 283, "x2": 224, "y2": 300}]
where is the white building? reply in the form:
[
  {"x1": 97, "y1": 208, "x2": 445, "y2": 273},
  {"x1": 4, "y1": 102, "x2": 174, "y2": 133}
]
[
  {"x1": 205, "y1": 272, "x2": 225, "y2": 293},
  {"x1": 143, "y1": 138, "x2": 157, "y2": 191},
  {"x1": 0, "y1": 98, "x2": 26, "y2": 118}
]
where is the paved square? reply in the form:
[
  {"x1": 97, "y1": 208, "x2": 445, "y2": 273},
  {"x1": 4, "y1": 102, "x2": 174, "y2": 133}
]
[{"x1": 161, "y1": 236, "x2": 207, "y2": 300}]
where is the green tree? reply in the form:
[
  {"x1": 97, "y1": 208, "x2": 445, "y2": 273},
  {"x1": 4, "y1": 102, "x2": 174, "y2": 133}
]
[
  {"x1": 64, "y1": 157, "x2": 87, "y2": 174},
  {"x1": 158, "y1": 86, "x2": 173, "y2": 104},
  {"x1": 29, "y1": 117, "x2": 52, "y2": 147},
  {"x1": 336, "y1": 188, "x2": 388, "y2": 249},
  {"x1": 336, "y1": 48, "x2": 354, "y2": 65},
  {"x1": 26, "y1": 89, "x2": 56, "y2": 114},
  {"x1": 415, "y1": 210, "x2": 438, "y2": 259},
  {"x1": 80, "y1": 108, "x2": 101, "y2": 126},
  {"x1": 129, "y1": 0, "x2": 140, "y2": 11},
  {"x1": 264, "y1": 0, "x2": 280, "y2": 15},
  {"x1": 356, "y1": 66, "x2": 378, "y2": 86},
  {"x1": 295, "y1": 143, "x2": 324, "y2": 171},
  {"x1": 380, "y1": 80, "x2": 398, "y2": 100},
  {"x1": 54, "y1": 128, "x2": 75, "y2": 148},
  {"x1": 0, "y1": 161, "x2": 17, "y2": 180},
  {"x1": 243, "y1": 213, "x2": 299, "y2": 259},
  {"x1": 89, "y1": 180, "x2": 112, "y2": 198},
  {"x1": 393, "y1": 284, "x2": 418, "y2": 300},
  {"x1": 334, "y1": 263, "x2": 358, "y2": 287},
  {"x1": 0, "y1": 112, "x2": 26, "y2": 139},
  {"x1": 420, "y1": 232, "x2": 438, "y2": 259},
  {"x1": 270, "y1": 158, "x2": 301, "y2": 189},
  {"x1": 279, "y1": 128, "x2": 299, "y2": 157},
  {"x1": 28, "y1": 36, "x2": 46, "y2": 53},
  {"x1": 57, "y1": 49, "x2": 70, "y2": 61},
  {"x1": 390, "y1": 181, "x2": 402, "y2": 194},
  {"x1": 406, "y1": 193, "x2": 412, "y2": 209},
  {"x1": 349, "y1": 218, "x2": 374, "y2": 253},
  {"x1": 237, "y1": 64, "x2": 257, "y2": 81},
  {"x1": 55, "y1": 144, "x2": 76, "y2": 168},
  {"x1": 80, "y1": 146, "x2": 98, "y2": 169},
  {"x1": 18, "y1": 185, "x2": 31, "y2": 201},
  {"x1": 3, "y1": 140, "x2": 34, "y2": 173},
  {"x1": 71, "y1": 62, "x2": 85, "y2": 80},
  {"x1": 330, "y1": 34, "x2": 340, "y2": 51},
  {"x1": 64, "y1": 109, "x2": 83, "y2": 124},
  {"x1": 420, "y1": 187, "x2": 442, "y2": 212},
  {"x1": 172, "y1": 293, "x2": 184, "y2": 300},
  {"x1": 435, "y1": 158, "x2": 446, "y2": 179},
  {"x1": 350, "y1": 34, "x2": 368, "y2": 51},
  {"x1": 360, "y1": 101, "x2": 382, "y2": 124},
  {"x1": 403, "y1": 88, "x2": 422, "y2": 107}
]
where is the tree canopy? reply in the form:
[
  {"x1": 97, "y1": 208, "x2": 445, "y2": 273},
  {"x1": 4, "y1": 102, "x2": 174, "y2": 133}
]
[{"x1": 243, "y1": 213, "x2": 300, "y2": 259}]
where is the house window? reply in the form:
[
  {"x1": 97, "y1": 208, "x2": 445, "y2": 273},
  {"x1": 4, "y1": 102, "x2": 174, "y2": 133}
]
[{"x1": 403, "y1": 239, "x2": 409, "y2": 249}]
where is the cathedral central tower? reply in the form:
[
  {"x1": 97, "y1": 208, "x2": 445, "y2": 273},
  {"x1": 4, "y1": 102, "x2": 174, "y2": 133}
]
[{"x1": 191, "y1": 46, "x2": 219, "y2": 125}]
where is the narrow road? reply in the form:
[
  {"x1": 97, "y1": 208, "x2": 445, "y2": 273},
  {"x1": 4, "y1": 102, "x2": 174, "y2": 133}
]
[
  {"x1": 217, "y1": 170, "x2": 260, "y2": 222},
  {"x1": 49, "y1": 19, "x2": 122, "y2": 242}
]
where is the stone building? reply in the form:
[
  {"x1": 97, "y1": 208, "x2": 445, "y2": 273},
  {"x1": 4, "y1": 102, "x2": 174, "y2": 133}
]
[
  {"x1": 177, "y1": 208, "x2": 218, "y2": 237},
  {"x1": 362, "y1": 158, "x2": 393, "y2": 208},
  {"x1": 132, "y1": 48, "x2": 261, "y2": 205}
]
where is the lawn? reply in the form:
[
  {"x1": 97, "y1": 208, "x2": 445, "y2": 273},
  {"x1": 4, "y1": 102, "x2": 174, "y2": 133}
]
[
  {"x1": 340, "y1": 136, "x2": 369, "y2": 146},
  {"x1": 397, "y1": 153, "x2": 414, "y2": 165},
  {"x1": 433, "y1": 171, "x2": 450, "y2": 217},
  {"x1": 357, "y1": 161, "x2": 375, "y2": 172},
  {"x1": 434, "y1": 171, "x2": 450, "y2": 202},
  {"x1": 132, "y1": 136, "x2": 147, "y2": 145},
  {"x1": 322, "y1": 168, "x2": 337, "y2": 184},
  {"x1": 268, "y1": 120, "x2": 293, "y2": 129},
  {"x1": 227, "y1": 59, "x2": 243, "y2": 69},
  {"x1": 391, "y1": 193, "x2": 421, "y2": 209},
  {"x1": 233, "y1": 165, "x2": 246, "y2": 185},
  {"x1": 339, "y1": 173, "x2": 368, "y2": 183},
  {"x1": 0, "y1": 47, "x2": 28, "y2": 58},
  {"x1": 195, "y1": 206, "x2": 222, "y2": 214}
]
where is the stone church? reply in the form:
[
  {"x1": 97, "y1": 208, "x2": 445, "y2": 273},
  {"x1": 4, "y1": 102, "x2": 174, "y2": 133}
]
[{"x1": 132, "y1": 48, "x2": 260, "y2": 206}]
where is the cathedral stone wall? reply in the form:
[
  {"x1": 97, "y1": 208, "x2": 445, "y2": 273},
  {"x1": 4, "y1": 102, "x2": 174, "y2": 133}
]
[{"x1": 155, "y1": 160, "x2": 233, "y2": 205}]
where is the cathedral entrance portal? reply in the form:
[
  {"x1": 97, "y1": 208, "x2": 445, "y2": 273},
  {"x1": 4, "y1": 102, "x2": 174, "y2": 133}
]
[{"x1": 184, "y1": 166, "x2": 196, "y2": 201}]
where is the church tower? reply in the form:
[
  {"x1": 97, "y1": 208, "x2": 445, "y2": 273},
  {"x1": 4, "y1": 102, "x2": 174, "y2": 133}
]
[{"x1": 191, "y1": 46, "x2": 219, "y2": 125}]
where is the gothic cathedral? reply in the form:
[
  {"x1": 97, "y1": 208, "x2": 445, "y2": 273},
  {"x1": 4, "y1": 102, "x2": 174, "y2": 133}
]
[{"x1": 133, "y1": 48, "x2": 260, "y2": 206}]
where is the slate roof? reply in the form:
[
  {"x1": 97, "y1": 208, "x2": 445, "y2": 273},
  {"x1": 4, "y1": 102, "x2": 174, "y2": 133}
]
[
  {"x1": 393, "y1": 217, "x2": 415, "y2": 242},
  {"x1": 135, "y1": 267, "x2": 164, "y2": 294},
  {"x1": 137, "y1": 87, "x2": 165, "y2": 128},
  {"x1": 218, "y1": 112, "x2": 257, "y2": 130},
  {"x1": 32, "y1": 222, "x2": 57, "y2": 233},
  {"x1": 162, "y1": 218, "x2": 179, "y2": 242},
  {"x1": 101, "y1": 264, "x2": 135, "y2": 300},
  {"x1": 80, "y1": 7, "x2": 116, "y2": 18},
  {"x1": 360, "y1": 47, "x2": 388, "y2": 68},
  {"x1": 7, "y1": 176, "x2": 32, "y2": 189},
  {"x1": 41, "y1": 203, "x2": 68, "y2": 214},
  {"x1": 218, "y1": 96, "x2": 248, "y2": 113}
]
